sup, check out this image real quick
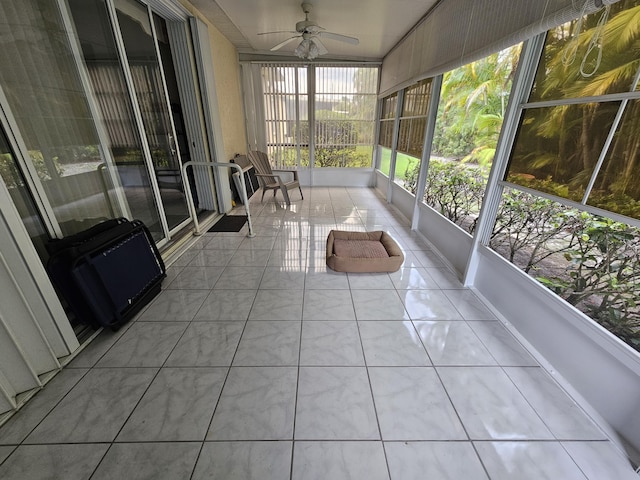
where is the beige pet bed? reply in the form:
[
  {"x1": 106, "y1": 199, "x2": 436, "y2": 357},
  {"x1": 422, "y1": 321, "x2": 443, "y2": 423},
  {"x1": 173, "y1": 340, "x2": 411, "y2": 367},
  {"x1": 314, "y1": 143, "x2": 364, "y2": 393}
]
[{"x1": 326, "y1": 230, "x2": 404, "y2": 273}]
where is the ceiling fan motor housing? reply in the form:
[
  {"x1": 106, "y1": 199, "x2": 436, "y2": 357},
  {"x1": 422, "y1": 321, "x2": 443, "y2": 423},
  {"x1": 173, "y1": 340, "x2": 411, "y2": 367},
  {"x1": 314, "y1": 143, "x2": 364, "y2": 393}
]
[
  {"x1": 296, "y1": 3, "x2": 319, "y2": 33},
  {"x1": 263, "y1": 1, "x2": 358, "y2": 55},
  {"x1": 296, "y1": 20, "x2": 320, "y2": 33}
]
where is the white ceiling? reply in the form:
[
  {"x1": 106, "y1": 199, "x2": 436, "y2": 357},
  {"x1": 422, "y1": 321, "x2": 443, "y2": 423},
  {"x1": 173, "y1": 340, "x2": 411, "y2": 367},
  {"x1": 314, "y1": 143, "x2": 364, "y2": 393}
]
[{"x1": 189, "y1": 0, "x2": 440, "y2": 61}]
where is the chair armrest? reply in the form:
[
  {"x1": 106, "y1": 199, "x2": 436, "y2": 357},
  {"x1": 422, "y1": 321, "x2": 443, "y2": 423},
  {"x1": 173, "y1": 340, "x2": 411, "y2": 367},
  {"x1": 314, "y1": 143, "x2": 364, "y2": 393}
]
[
  {"x1": 272, "y1": 169, "x2": 299, "y2": 181},
  {"x1": 255, "y1": 173, "x2": 287, "y2": 190}
]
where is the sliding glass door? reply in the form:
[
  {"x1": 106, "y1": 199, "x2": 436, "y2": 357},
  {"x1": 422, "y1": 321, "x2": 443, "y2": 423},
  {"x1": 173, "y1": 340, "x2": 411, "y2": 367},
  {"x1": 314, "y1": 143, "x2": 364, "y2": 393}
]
[
  {"x1": 113, "y1": 0, "x2": 190, "y2": 233},
  {"x1": 0, "y1": 123, "x2": 50, "y2": 260},
  {"x1": 68, "y1": 0, "x2": 165, "y2": 239},
  {"x1": 0, "y1": 0, "x2": 121, "y2": 242},
  {"x1": 0, "y1": 0, "x2": 200, "y2": 253}
]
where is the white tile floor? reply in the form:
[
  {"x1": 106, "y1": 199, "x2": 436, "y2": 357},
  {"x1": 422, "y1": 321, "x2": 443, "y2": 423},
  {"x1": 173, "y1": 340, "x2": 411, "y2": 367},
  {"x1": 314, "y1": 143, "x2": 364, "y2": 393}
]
[{"x1": 0, "y1": 187, "x2": 638, "y2": 479}]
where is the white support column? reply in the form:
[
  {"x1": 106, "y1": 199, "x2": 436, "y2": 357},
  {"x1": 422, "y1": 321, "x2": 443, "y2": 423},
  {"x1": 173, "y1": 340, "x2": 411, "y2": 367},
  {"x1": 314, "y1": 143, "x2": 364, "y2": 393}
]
[
  {"x1": 308, "y1": 64, "x2": 316, "y2": 185},
  {"x1": 372, "y1": 98, "x2": 383, "y2": 178},
  {"x1": 463, "y1": 34, "x2": 546, "y2": 286},
  {"x1": 373, "y1": 98, "x2": 382, "y2": 156},
  {"x1": 387, "y1": 90, "x2": 404, "y2": 203},
  {"x1": 294, "y1": 66, "x2": 302, "y2": 169},
  {"x1": 411, "y1": 75, "x2": 443, "y2": 230}
]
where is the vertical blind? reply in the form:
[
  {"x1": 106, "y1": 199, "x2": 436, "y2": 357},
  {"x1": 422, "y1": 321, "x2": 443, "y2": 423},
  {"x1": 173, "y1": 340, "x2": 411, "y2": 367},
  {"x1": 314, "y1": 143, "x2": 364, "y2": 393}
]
[
  {"x1": 314, "y1": 66, "x2": 378, "y2": 168},
  {"x1": 261, "y1": 64, "x2": 308, "y2": 168},
  {"x1": 260, "y1": 64, "x2": 379, "y2": 168},
  {"x1": 397, "y1": 79, "x2": 432, "y2": 158},
  {"x1": 378, "y1": 93, "x2": 398, "y2": 149}
]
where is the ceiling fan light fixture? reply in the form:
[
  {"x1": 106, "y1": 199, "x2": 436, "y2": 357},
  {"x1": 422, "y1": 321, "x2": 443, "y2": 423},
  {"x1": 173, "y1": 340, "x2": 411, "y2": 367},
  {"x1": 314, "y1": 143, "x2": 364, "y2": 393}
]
[
  {"x1": 261, "y1": 2, "x2": 358, "y2": 59},
  {"x1": 294, "y1": 38, "x2": 319, "y2": 60}
]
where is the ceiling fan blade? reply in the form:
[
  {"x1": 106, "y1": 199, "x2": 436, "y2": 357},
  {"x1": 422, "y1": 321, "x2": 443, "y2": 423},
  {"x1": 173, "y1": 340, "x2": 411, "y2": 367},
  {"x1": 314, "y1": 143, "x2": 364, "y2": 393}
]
[
  {"x1": 270, "y1": 36, "x2": 301, "y2": 51},
  {"x1": 318, "y1": 31, "x2": 359, "y2": 45},
  {"x1": 312, "y1": 37, "x2": 328, "y2": 55},
  {"x1": 258, "y1": 30, "x2": 298, "y2": 36}
]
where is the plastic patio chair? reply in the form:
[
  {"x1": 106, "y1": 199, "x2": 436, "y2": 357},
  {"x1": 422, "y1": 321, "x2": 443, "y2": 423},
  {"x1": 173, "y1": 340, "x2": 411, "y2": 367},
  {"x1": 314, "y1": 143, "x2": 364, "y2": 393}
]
[{"x1": 247, "y1": 150, "x2": 303, "y2": 205}]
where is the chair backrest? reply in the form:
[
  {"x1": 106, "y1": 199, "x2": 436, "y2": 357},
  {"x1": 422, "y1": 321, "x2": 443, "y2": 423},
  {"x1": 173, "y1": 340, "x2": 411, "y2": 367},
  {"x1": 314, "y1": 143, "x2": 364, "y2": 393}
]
[
  {"x1": 247, "y1": 151, "x2": 273, "y2": 177},
  {"x1": 232, "y1": 154, "x2": 251, "y2": 170}
]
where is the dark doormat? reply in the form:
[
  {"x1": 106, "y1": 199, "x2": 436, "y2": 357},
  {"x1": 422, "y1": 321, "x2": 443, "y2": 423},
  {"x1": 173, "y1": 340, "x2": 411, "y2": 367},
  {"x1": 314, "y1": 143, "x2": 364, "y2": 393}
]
[{"x1": 208, "y1": 214, "x2": 248, "y2": 232}]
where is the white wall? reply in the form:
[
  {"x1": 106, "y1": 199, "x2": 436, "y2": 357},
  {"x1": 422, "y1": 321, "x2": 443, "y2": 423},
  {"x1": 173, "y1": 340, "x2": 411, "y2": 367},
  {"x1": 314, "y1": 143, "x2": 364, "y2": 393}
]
[
  {"x1": 388, "y1": 182, "x2": 415, "y2": 221},
  {"x1": 374, "y1": 170, "x2": 388, "y2": 191},
  {"x1": 299, "y1": 168, "x2": 375, "y2": 188},
  {"x1": 415, "y1": 203, "x2": 472, "y2": 276}
]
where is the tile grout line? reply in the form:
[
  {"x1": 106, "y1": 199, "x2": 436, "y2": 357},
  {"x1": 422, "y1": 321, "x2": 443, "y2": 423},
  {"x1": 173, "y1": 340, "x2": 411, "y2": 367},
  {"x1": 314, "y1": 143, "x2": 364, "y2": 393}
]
[
  {"x1": 99, "y1": 286, "x2": 211, "y2": 479},
  {"x1": 395, "y1": 245, "x2": 495, "y2": 479},
  {"x1": 353, "y1": 303, "x2": 393, "y2": 480},
  {"x1": 289, "y1": 248, "x2": 306, "y2": 480},
  {"x1": 2, "y1": 188, "x2": 629, "y2": 479},
  {"x1": 181, "y1": 229, "x2": 256, "y2": 479}
]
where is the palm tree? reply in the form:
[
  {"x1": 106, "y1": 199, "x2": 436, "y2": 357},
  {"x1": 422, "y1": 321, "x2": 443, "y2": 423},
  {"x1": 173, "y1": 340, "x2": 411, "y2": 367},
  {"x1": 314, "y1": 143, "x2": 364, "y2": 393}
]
[
  {"x1": 509, "y1": 0, "x2": 640, "y2": 212},
  {"x1": 433, "y1": 44, "x2": 521, "y2": 170}
]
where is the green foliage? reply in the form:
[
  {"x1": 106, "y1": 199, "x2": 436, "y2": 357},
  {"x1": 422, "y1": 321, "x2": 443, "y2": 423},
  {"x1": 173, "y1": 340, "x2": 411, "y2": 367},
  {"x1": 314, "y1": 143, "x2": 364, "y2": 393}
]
[
  {"x1": 432, "y1": 129, "x2": 474, "y2": 158},
  {"x1": 536, "y1": 214, "x2": 640, "y2": 349},
  {"x1": 0, "y1": 153, "x2": 19, "y2": 187},
  {"x1": 588, "y1": 192, "x2": 640, "y2": 219},
  {"x1": 508, "y1": 2, "x2": 640, "y2": 221},
  {"x1": 532, "y1": 1, "x2": 640, "y2": 100},
  {"x1": 394, "y1": 153, "x2": 419, "y2": 187},
  {"x1": 300, "y1": 117, "x2": 372, "y2": 168},
  {"x1": 111, "y1": 146, "x2": 170, "y2": 168},
  {"x1": 274, "y1": 148, "x2": 308, "y2": 168},
  {"x1": 315, "y1": 145, "x2": 371, "y2": 168},
  {"x1": 490, "y1": 190, "x2": 574, "y2": 271},
  {"x1": 0, "y1": 150, "x2": 64, "y2": 187},
  {"x1": 150, "y1": 148, "x2": 171, "y2": 168},
  {"x1": 507, "y1": 174, "x2": 573, "y2": 200},
  {"x1": 112, "y1": 148, "x2": 141, "y2": 164},
  {"x1": 432, "y1": 44, "x2": 520, "y2": 166},
  {"x1": 313, "y1": 118, "x2": 355, "y2": 168},
  {"x1": 397, "y1": 4, "x2": 640, "y2": 350},
  {"x1": 419, "y1": 159, "x2": 486, "y2": 232},
  {"x1": 402, "y1": 158, "x2": 419, "y2": 193},
  {"x1": 414, "y1": 158, "x2": 640, "y2": 350},
  {"x1": 489, "y1": 189, "x2": 640, "y2": 351},
  {"x1": 378, "y1": 147, "x2": 392, "y2": 176},
  {"x1": 30, "y1": 150, "x2": 64, "y2": 179},
  {"x1": 51, "y1": 145, "x2": 100, "y2": 165},
  {"x1": 264, "y1": 66, "x2": 376, "y2": 168}
]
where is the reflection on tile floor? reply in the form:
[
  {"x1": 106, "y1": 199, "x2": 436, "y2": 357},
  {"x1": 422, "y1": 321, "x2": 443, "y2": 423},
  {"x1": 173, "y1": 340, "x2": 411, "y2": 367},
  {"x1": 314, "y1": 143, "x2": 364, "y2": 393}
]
[{"x1": 0, "y1": 187, "x2": 637, "y2": 479}]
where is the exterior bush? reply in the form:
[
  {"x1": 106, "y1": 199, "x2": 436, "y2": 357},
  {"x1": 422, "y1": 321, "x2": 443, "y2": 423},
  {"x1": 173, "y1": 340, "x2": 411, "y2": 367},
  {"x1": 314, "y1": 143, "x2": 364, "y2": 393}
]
[{"x1": 413, "y1": 159, "x2": 640, "y2": 351}]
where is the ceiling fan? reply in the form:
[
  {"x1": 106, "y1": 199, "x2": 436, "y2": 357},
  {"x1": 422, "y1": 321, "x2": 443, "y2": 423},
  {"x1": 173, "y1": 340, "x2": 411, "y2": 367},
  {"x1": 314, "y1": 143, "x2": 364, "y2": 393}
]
[{"x1": 258, "y1": 2, "x2": 359, "y2": 60}]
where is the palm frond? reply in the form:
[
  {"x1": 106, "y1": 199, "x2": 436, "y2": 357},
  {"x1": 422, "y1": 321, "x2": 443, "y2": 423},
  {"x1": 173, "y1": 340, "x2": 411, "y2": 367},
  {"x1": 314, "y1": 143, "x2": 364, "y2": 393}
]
[
  {"x1": 572, "y1": 61, "x2": 640, "y2": 96},
  {"x1": 603, "y1": 6, "x2": 640, "y2": 52}
]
